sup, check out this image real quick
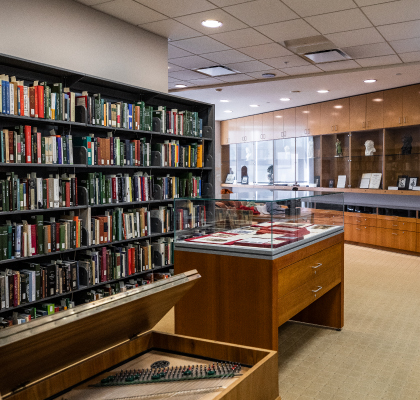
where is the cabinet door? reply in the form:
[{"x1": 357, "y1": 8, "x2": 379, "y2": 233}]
[
  {"x1": 295, "y1": 106, "x2": 308, "y2": 137},
  {"x1": 333, "y1": 98, "x2": 350, "y2": 133},
  {"x1": 402, "y1": 84, "x2": 420, "y2": 126},
  {"x1": 242, "y1": 115, "x2": 254, "y2": 143},
  {"x1": 307, "y1": 103, "x2": 321, "y2": 136},
  {"x1": 283, "y1": 108, "x2": 296, "y2": 138},
  {"x1": 262, "y1": 111, "x2": 274, "y2": 141},
  {"x1": 417, "y1": 232, "x2": 420, "y2": 252},
  {"x1": 399, "y1": 230, "x2": 417, "y2": 251},
  {"x1": 366, "y1": 92, "x2": 383, "y2": 129},
  {"x1": 376, "y1": 228, "x2": 398, "y2": 248},
  {"x1": 273, "y1": 110, "x2": 284, "y2": 139},
  {"x1": 230, "y1": 118, "x2": 243, "y2": 144},
  {"x1": 344, "y1": 224, "x2": 358, "y2": 242},
  {"x1": 321, "y1": 101, "x2": 336, "y2": 134},
  {"x1": 253, "y1": 114, "x2": 263, "y2": 141},
  {"x1": 350, "y1": 95, "x2": 366, "y2": 131},
  {"x1": 221, "y1": 119, "x2": 237, "y2": 145},
  {"x1": 383, "y1": 87, "x2": 403, "y2": 128}
]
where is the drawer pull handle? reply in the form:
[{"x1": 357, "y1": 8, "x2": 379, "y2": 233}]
[
  {"x1": 392, "y1": 224, "x2": 398, "y2": 227},
  {"x1": 392, "y1": 233, "x2": 398, "y2": 235},
  {"x1": 311, "y1": 263, "x2": 322, "y2": 269},
  {"x1": 312, "y1": 286, "x2": 322, "y2": 293}
]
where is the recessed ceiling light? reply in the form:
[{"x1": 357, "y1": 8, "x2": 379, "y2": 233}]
[
  {"x1": 372, "y1": 98, "x2": 383, "y2": 102},
  {"x1": 202, "y1": 19, "x2": 222, "y2": 28},
  {"x1": 334, "y1": 105, "x2": 343, "y2": 109},
  {"x1": 275, "y1": 115, "x2": 282, "y2": 118},
  {"x1": 250, "y1": 104, "x2": 259, "y2": 107},
  {"x1": 175, "y1": 84, "x2": 187, "y2": 88},
  {"x1": 303, "y1": 111, "x2": 309, "y2": 114},
  {"x1": 220, "y1": 100, "x2": 229, "y2": 102},
  {"x1": 262, "y1": 73, "x2": 276, "y2": 78},
  {"x1": 280, "y1": 98, "x2": 290, "y2": 101},
  {"x1": 317, "y1": 89, "x2": 329, "y2": 93},
  {"x1": 224, "y1": 110, "x2": 233, "y2": 113},
  {"x1": 364, "y1": 79, "x2": 376, "y2": 83}
]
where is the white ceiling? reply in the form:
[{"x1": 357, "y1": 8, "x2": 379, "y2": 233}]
[{"x1": 76, "y1": 0, "x2": 420, "y2": 120}]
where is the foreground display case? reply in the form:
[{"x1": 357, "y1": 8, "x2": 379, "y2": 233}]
[{"x1": 174, "y1": 190, "x2": 345, "y2": 350}]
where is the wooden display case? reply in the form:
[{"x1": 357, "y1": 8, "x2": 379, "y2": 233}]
[{"x1": 0, "y1": 270, "x2": 279, "y2": 400}]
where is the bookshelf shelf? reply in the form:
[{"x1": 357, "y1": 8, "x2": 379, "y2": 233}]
[{"x1": 0, "y1": 53, "x2": 215, "y2": 324}]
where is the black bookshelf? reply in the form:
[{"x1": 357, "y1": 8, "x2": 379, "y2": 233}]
[{"x1": 0, "y1": 53, "x2": 215, "y2": 319}]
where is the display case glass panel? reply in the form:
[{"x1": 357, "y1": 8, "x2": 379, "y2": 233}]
[
  {"x1": 296, "y1": 136, "x2": 321, "y2": 186},
  {"x1": 274, "y1": 138, "x2": 296, "y2": 185},
  {"x1": 255, "y1": 140, "x2": 274, "y2": 185},
  {"x1": 237, "y1": 142, "x2": 255, "y2": 185},
  {"x1": 174, "y1": 191, "x2": 344, "y2": 255}
]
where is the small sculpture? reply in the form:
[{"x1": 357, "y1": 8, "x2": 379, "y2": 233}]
[
  {"x1": 364, "y1": 140, "x2": 376, "y2": 156},
  {"x1": 241, "y1": 165, "x2": 248, "y2": 184},
  {"x1": 267, "y1": 165, "x2": 274, "y2": 185},
  {"x1": 335, "y1": 139, "x2": 342, "y2": 156},
  {"x1": 402, "y1": 135, "x2": 412, "y2": 155}
]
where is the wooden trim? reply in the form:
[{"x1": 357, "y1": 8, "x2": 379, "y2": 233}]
[{"x1": 345, "y1": 241, "x2": 419, "y2": 256}]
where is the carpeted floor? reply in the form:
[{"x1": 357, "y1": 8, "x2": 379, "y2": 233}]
[{"x1": 155, "y1": 244, "x2": 420, "y2": 399}]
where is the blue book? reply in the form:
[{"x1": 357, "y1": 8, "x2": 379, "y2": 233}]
[
  {"x1": 57, "y1": 137, "x2": 62, "y2": 164},
  {"x1": 0, "y1": 131, "x2": 4, "y2": 163},
  {"x1": 17, "y1": 87, "x2": 21, "y2": 116},
  {"x1": 128, "y1": 104, "x2": 133, "y2": 130},
  {"x1": 1, "y1": 80, "x2": 6, "y2": 114},
  {"x1": 16, "y1": 224, "x2": 22, "y2": 258},
  {"x1": 4, "y1": 81, "x2": 10, "y2": 114}
]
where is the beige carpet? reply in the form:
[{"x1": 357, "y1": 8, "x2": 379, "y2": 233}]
[{"x1": 155, "y1": 244, "x2": 420, "y2": 400}]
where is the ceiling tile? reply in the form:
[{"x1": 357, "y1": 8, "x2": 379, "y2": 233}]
[
  {"x1": 216, "y1": 73, "x2": 257, "y2": 82},
  {"x1": 222, "y1": 0, "x2": 298, "y2": 27},
  {"x1": 139, "y1": 19, "x2": 202, "y2": 41},
  {"x1": 225, "y1": 60, "x2": 273, "y2": 73},
  {"x1": 399, "y1": 51, "x2": 420, "y2": 62},
  {"x1": 254, "y1": 19, "x2": 319, "y2": 43},
  {"x1": 356, "y1": 54, "x2": 402, "y2": 67},
  {"x1": 188, "y1": 77, "x2": 225, "y2": 85},
  {"x1": 262, "y1": 55, "x2": 310, "y2": 69},
  {"x1": 170, "y1": 36, "x2": 231, "y2": 54},
  {"x1": 175, "y1": 9, "x2": 247, "y2": 34},
  {"x1": 390, "y1": 37, "x2": 420, "y2": 53},
  {"x1": 169, "y1": 70, "x2": 208, "y2": 80},
  {"x1": 305, "y1": 9, "x2": 372, "y2": 35},
  {"x1": 353, "y1": 0, "x2": 395, "y2": 6},
  {"x1": 168, "y1": 63, "x2": 187, "y2": 72},
  {"x1": 377, "y1": 21, "x2": 420, "y2": 42},
  {"x1": 134, "y1": 0, "x2": 217, "y2": 18},
  {"x1": 210, "y1": 28, "x2": 272, "y2": 48},
  {"x1": 317, "y1": 60, "x2": 361, "y2": 71},
  {"x1": 237, "y1": 43, "x2": 293, "y2": 59},
  {"x1": 282, "y1": 0, "x2": 357, "y2": 17},
  {"x1": 280, "y1": 65, "x2": 323, "y2": 75},
  {"x1": 362, "y1": 0, "x2": 420, "y2": 26},
  {"x1": 93, "y1": 0, "x2": 166, "y2": 25},
  {"x1": 209, "y1": 0, "x2": 254, "y2": 5},
  {"x1": 246, "y1": 69, "x2": 288, "y2": 79},
  {"x1": 75, "y1": 0, "x2": 111, "y2": 5},
  {"x1": 326, "y1": 28, "x2": 384, "y2": 48},
  {"x1": 343, "y1": 42, "x2": 395, "y2": 58},
  {"x1": 168, "y1": 45, "x2": 194, "y2": 59},
  {"x1": 201, "y1": 50, "x2": 254, "y2": 64},
  {"x1": 169, "y1": 55, "x2": 217, "y2": 69}
]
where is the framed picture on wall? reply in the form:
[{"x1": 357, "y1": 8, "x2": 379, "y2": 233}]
[
  {"x1": 397, "y1": 175, "x2": 409, "y2": 190},
  {"x1": 408, "y1": 177, "x2": 418, "y2": 190}
]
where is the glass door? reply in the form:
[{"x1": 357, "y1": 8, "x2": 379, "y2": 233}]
[
  {"x1": 274, "y1": 138, "x2": 296, "y2": 185},
  {"x1": 255, "y1": 140, "x2": 274, "y2": 185},
  {"x1": 237, "y1": 142, "x2": 255, "y2": 185}
]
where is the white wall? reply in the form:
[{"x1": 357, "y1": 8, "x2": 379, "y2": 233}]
[{"x1": 0, "y1": 0, "x2": 168, "y2": 93}]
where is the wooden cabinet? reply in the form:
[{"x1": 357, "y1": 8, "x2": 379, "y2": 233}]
[
  {"x1": 254, "y1": 112, "x2": 274, "y2": 141},
  {"x1": 321, "y1": 99, "x2": 350, "y2": 134},
  {"x1": 350, "y1": 93, "x2": 384, "y2": 131},
  {"x1": 399, "y1": 230, "x2": 417, "y2": 251},
  {"x1": 273, "y1": 110, "x2": 284, "y2": 139},
  {"x1": 253, "y1": 113, "x2": 263, "y2": 141},
  {"x1": 417, "y1": 232, "x2": 420, "y2": 252},
  {"x1": 273, "y1": 108, "x2": 295, "y2": 139},
  {"x1": 237, "y1": 115, "x2": 254, "y2": 143},
  {"x1": 345, "y1": 223, "x2": 377, "y2": 245},
  {"x1": 221, "y1": 118, "x2": 239, "y2": 144},
  {"x1": 402, "y1": 84, "x2": 420, "y2": 126},
  {"x1": 295, "y1": 106, "x2": 308, "y2": 137},
  {"x1": 295, "y1": 104, "x2": 321, "y2": 136},
  {"x1": 383, "y1": 87, "x2": 403, "y2": 128}
]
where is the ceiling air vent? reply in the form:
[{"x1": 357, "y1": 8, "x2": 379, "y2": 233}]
[{"x1": 303, "y1": 49, "x2": 351, "y2": 63}]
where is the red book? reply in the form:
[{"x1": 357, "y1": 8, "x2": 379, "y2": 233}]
[
  {"x1": 131, "y1": 248, "x2": 136, "y2": 274},
  {"x1": 31, "y1": 224, "x2": 37, "y2": 255},
  {"x1": 44, "y1": 179, "x2": 49, "y2": 209},
  {"x1": 18, "y1": 85, "x2": 24, "y2": 116},
  {"x1": 65, "y1": 182, "x2": 70, "y2": 208},
  {"x1": 13, "y1": 274, "x2": 19, "y2": 307},
  {"x1": 34, "y1": 86, "x2": 39, "y2": 118},
  {"x1": 38, "y1": 85, "x2": 45, "y2": 118},
  {"x1": 73, "y1": 216, "x2": 79, "y2": 248},
  {"x1": 8, "y1": 131, "x2": 14, "y2": 163},
  {"x1": 101, "y1": 247, "x2": 107, "y2": 282},
  {"x1": 24, "y1": 125, "x2": 32, "y2": 163},
  {"x1": 135, "y1": 105, "x2": 140, "y2": 130},
  {"x1": 112, "y1": 177, "x2": 117, "y2": 203},
  {"x1": 128, "y1": 248, "x2": 132, "y2": 275},
  {"x1": 36, "y1": 131, "x2": 41, "y2": 164}
]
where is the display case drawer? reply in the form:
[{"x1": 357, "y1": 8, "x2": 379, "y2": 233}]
[
  {"x1": 278, "y1": 243, "x2": 341, "y2": 297},
  {"x1": 344, "y1": 214, "x2": 377, "y2": 226},
  {"x1": 399, "y1": 230, "x2": 417, "y2": 252},
  {"x1": 278, "y1": 263, "x2": 341, "y2": 325}
]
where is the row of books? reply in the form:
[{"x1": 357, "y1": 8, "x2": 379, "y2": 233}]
[
  {"x1": 80, "y1": 172, "x2": 153, "y2": 206},
  {"x1": 0, "y1": 238, "x2": 174, "y2": 312},
  {"x1": 91, "y1": 207, "x2": 151, "y2": 245},
  {"x1": 175, "y1": 202, "x2": 207, "y2": 231},
  {"x1": 74, "y1": 135, "x2": 150, "y2": 166},
  {"x1": 155, "y1": 173, "x2": 203, "y2": 199},
  {"x1": 0, "y1": 172, "x2": 78, "y2": 212},
  {"x1": 0, "y1": 76, "x2": 203, "y2": 136},
  {"x1": 0, "y1": 216, "x2": 83, "y2": 260},
  {"x1": 152, "y1": 141, "x2": 203, "y2": 168},
  {"x1": 1, "y1": 126, "x2": 74, "y2": 164},
  {"x1": 151, "y1": 205, "x2": 174, "y2": 234}
]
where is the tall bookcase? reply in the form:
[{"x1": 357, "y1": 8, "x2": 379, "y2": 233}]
[{"x1": 0, "y1": 54, "x2": 215, "y2": 324}]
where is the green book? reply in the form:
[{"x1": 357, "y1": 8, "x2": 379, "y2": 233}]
[
  {"x1": 59, "y1": 223, "x2": 66, "y2": 251},
  {"x1": 41, "y1": 137, "x2": 46, "y2": 164},
  {"x1": 88, "y1": 173, "x2": 95, "y2": 206},
  {"x1": 51, "y1": 83, "x2": 63, "y2": 120},
  {"x1": 62, "y1": 137, "x2": 67, "y2": 164},
  {"x1": 4, "y1": 179, "x2": 9, "y2": 212},
  {"x1": 6, "y1": 223, "x2": 12, "y2": 259},
  {"x1": 0, "y1": 225, "x2": 7, "y2": 260},
  {"x1": 120, "y1": 141, "x2": 125, "y2": 166}
]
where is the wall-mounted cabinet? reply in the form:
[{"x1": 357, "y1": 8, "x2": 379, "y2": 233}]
[
  {"x1": 321, "y1": 99, "x2": 350, "y2": 134},
  {"x1": 350, "y1": 92, "x2": 384, "y2": 131}
]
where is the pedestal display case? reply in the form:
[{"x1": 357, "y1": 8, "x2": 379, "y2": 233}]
[{"x1": 173, "y1": 191, "x2": 345, "y2": 350}]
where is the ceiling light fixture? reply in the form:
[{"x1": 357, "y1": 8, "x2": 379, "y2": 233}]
[
  {"x1": 317, "y1": 89, "x2": 329, "y2": 93},
  {"x1": 262, "y1": 73, "x2": 276, "y2": 78},
  {"x1": 275, "y1": 115, "x2": 282, "y2": 118},
  {"x1": 174, "y1": 84, "x2": 187, "y2": 88},
  {"x1": 202, "y1": 19, "x2": 223, "y2": 28},
  {"x1": 364, "y1": 79, "x2": 376, "y2": 83},
  {"x1": 372, "y1": 98, "x2": 383, "y2": 102},
  {"x1": 224, "y1": 110, "x2": 233, "y2": 113},
  {"x1": 280, "y1": 98, "x2": 290, "y2": 101},
  {"x1": 334, "y1": 105, "x2": 343, "y2": 109},
  {"x1": 220, "y1": 100, "x2": 229, "y2": 102},
  {"x1": 250, "y1": 104, "x2": 259, "y2": 107}
]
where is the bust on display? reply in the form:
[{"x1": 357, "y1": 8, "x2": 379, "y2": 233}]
[
  {"x1": 267, "y1": 165, "x2": 274, "y2": 185},
  {"x1": 241, "y1": 165, "x2": 248, "y2": 184},
  {"x1": 364, "y1": 140, "x2": 376, "y2": 156},
  {"x1": 401, "y1": 135, "x2": 413, "y2": 155},
  {"x1": 335, "y1": 139, "x2": 342, "y2": 156}
]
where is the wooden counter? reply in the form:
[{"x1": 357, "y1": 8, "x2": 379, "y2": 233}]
[{"x1": 175, "y1": 232, "x2": 344, "y2": 351}]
